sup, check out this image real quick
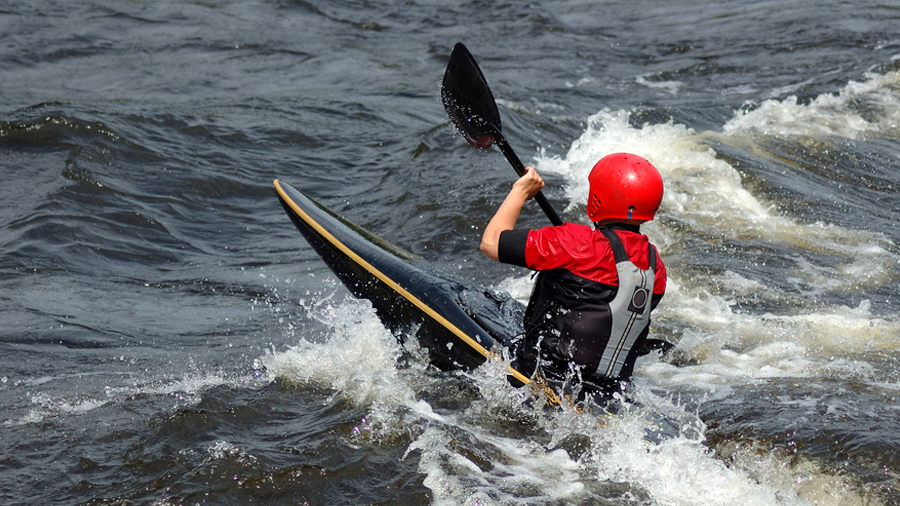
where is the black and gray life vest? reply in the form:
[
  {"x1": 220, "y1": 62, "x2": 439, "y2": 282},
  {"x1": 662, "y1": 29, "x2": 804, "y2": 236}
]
[{"x1": 520, "y1": 227, "x2": 657, "y2": 382}]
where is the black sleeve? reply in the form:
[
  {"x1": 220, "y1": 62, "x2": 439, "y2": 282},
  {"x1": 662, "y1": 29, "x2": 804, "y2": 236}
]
[
  {"x1": 497, "y1": 229, "x2": 530, "y2": 267},
  {"x1": 650, "y1": 292, "x2": 664, "y2": 311}
]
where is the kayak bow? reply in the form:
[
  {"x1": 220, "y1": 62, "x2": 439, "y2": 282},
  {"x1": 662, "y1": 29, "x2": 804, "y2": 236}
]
[{"x1": 274, "y1": 179, "x2": 532, "y2": 386}]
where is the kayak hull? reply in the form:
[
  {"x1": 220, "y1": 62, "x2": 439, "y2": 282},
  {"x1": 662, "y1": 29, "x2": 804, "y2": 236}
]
[{"x1": 274, "y1": 180, "x2": 530, "y2": 384}]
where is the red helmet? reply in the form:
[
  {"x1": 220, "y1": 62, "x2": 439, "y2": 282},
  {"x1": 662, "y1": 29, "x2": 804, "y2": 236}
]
[{"x1": 586, "y1": 153, "x2": 663, "y2": 222}]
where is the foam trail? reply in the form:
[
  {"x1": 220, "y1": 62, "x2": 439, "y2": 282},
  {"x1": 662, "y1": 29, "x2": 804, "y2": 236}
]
[
  {"x1": 406, "y1": 364, "x2": 831, "y2": 506},
  {"x1": 530, "y1": 70, "x2": 900, "y2": 375},
  {"x1": 722, "y1": 69, "x2": 900, "y2": 140},
  {"x1": 259, "y1": 291, "x2": 874, "y2": 506},
  {"x1": 536, "y1": 109, "x2": 895, "y2": 286}
]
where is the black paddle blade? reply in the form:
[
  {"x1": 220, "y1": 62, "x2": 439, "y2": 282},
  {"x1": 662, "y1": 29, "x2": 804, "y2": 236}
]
[{"x1": 441, "y1": 43, "x2": 502, "y2": 149}]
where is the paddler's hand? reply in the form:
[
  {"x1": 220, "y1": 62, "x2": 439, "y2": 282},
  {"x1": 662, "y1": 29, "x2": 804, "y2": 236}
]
[{"x1": 512, "y1": 166, "x2": 545, "y2": 201}]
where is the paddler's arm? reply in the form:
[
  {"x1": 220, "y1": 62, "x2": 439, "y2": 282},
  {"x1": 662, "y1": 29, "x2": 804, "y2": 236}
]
[{"x1": 480, "y1": 166, "x2": 545, "y2": 261}]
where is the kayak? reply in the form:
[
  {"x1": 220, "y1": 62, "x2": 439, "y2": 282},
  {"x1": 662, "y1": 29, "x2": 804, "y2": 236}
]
[
  {"x1": 273, "y1": 179, "x2": 533, "y2": 387},
  {"x1": 274, "y1": 178, "x2": 676, "y2": 407},
  {"x1": 272, "y1": 43, "x2": 675, "y2": 410}
]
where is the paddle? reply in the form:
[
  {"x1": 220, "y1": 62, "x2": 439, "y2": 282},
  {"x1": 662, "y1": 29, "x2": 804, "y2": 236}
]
[
  {"x1": 441, "y1": 42, "x2": 563, "y2": 227},
  {"x1": 440, "y1": 43, "x2": 676, "y2": 364}
]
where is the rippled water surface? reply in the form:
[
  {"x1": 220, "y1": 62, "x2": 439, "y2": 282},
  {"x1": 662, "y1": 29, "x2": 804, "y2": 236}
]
[{"x1": 3, "y1": 1, "x2": 900, "y2": 505}]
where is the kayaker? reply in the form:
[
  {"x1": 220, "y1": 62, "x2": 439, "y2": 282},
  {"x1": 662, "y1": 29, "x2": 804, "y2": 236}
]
[{"x1": 479, "y1": 153, "x2": 667, "y2": 402}]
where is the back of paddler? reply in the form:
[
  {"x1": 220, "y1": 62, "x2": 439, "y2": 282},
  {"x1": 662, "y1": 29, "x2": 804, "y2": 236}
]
[{"x1": 479, "y1": 153, "x2": 667, "y2": 402}]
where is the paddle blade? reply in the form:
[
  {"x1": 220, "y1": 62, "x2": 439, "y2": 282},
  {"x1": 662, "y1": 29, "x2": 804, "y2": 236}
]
[{"x1": 441, "y1": 43, "x2": 502, "y2": 149}]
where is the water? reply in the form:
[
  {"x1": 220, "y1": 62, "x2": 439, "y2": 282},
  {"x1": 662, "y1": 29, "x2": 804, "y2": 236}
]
[{"x1": 2, "y1": 0, "x2": 900, "y2": 504}]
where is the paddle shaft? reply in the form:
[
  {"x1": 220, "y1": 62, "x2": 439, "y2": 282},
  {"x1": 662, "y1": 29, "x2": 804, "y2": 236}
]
[{"x1": 494, "y1": 133, "x2": 563, "y2": 226}]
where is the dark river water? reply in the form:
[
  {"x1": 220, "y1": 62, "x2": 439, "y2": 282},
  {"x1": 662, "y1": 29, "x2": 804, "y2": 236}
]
[{"x1": 3, "y1": 1, "x2": 900, "y2": 505}]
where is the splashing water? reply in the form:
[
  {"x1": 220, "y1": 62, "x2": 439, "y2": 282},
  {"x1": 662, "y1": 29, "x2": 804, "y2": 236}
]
[{"x1": 259, "y1": 294, "x2": 876, "y2": 506}]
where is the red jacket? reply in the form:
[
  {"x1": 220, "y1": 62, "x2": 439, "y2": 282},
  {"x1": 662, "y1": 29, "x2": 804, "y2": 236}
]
[{"x1": 500, "y1": 222, "x2": 666, "y2": 295}]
